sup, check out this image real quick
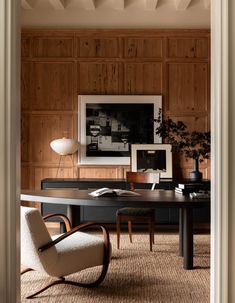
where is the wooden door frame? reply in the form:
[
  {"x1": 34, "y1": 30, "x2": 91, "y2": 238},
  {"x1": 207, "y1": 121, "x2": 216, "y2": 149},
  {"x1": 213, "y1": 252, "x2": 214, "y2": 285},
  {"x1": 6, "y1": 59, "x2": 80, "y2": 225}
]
[
  {"x1": 211, "y1": 0, "x2": 230, "y2": 302},
  {"x1": 0, "y1": 0, "x2": 21, "y2": 302}
]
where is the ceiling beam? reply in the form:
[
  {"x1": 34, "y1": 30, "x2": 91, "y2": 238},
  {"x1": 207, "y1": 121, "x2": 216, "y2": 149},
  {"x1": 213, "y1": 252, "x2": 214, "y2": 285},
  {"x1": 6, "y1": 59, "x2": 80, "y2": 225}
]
[
  {"x1": 113, "y1": 0, "x2": 125, "y2": 10},
  {"x1": 175, "y1": 0, "x2": 192, "y2": 10},
  {"x1": 21, "y1": 0, "x2": 36, "y2": 10},
  {"x1": 49, "y1": 0, "x2": 66, "y2": 10},
  {"x1": 112, "y1": 0, "x2": 125, "y2": 10},
  {"x1": 203, "y1": 0, "x2": 211, "y2": 9},
  {"x1": 82, "y1": 0, "x2": 96, "y2": 10},
  {"x1": 145, "y1": 0, "x2": 159, "y2": 10}
]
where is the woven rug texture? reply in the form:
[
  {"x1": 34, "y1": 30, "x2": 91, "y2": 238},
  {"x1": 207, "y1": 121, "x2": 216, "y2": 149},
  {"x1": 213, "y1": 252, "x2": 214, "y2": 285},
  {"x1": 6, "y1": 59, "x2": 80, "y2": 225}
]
[{"x1": 21, "y1": 232, "x2": 210, "y2": 303}]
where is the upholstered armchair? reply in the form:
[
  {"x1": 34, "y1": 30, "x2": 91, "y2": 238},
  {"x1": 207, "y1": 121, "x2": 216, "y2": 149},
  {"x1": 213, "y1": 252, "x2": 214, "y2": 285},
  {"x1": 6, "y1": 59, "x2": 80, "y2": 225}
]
[{"x1": 21, "y1": 206, "x2": 111, "y2": 299}]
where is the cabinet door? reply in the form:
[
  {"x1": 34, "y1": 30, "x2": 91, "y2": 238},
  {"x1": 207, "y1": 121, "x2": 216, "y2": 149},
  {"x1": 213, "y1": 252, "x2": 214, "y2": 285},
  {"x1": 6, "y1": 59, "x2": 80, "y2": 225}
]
[
  {"x1": 42, "y1": 204, "x2": 67, "y2": 220},
  {"x1": 154, "y1": 209, "x2": 170, "y2": 224},
  {"x1": 81, "y1": 206, "x2": 118, "y2": 223}
]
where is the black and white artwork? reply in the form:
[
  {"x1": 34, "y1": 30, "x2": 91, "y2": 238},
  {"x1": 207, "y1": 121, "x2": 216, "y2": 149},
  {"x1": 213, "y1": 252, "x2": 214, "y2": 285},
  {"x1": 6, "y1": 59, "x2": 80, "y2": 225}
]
[
  {"x1": 79, "y1": 95, "x2": 162, "y2": 165},
  {"x1": 131, "y1": 144, "x2": 173, "y2": 178},
  {"x1": 136, "y1": 150, "x2": 167, "y2": 172}
]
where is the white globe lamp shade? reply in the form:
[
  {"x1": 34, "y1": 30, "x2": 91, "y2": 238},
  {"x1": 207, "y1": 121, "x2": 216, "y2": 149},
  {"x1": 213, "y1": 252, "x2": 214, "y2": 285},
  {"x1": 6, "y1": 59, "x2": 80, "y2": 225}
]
[{"x1": 50, "y1": 138, "x2": 79, "y2": 156}]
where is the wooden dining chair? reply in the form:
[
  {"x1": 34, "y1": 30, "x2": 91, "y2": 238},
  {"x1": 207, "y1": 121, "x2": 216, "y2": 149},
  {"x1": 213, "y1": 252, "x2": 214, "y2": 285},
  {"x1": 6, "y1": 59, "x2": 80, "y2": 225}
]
[{"x1": 116, "y1": 171, "x2": 160, "y2": 251}]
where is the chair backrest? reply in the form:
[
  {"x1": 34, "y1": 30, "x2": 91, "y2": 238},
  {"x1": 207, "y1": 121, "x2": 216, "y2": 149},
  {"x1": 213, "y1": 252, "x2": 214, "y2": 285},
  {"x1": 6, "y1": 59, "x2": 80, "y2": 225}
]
[
  {"x1": 126, "y1": 172, "x2": 160, "y2": 191},
  {"x1": 21, "y1": 206, "x2": 57, "y2": 274}
]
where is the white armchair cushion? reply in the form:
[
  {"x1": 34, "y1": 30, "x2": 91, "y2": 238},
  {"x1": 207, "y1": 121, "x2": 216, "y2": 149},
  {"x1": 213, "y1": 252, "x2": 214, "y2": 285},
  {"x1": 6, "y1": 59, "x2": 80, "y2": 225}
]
[
  {"x1": 21, "y1": 206, "x2": 109, "y2": 278},
  {"x1": 49, "y1": 232, "x2": 105, "y2": 277},
  {"x1": 21, "y1": 206, "x2": 111, "y2": 299},
  {"x1": 21, "y1": 206, "x2": 58, "y2": 275}
]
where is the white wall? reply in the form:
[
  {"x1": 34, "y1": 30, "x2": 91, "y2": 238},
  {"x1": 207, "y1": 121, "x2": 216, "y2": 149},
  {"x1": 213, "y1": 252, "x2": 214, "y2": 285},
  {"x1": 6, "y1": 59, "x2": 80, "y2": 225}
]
[{"x1": 21, "y1": 0, "x2": 210, "y2": 28}]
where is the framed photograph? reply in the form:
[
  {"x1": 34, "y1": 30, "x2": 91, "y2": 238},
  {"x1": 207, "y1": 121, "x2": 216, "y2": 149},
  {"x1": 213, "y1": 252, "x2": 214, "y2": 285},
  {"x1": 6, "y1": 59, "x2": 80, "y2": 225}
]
[
  {"x1": 131, "y1": 144, "x2": 173, "y2": 178},
  {"x1": 78, "y1": 95, "x2": 162, "y2": 165}
]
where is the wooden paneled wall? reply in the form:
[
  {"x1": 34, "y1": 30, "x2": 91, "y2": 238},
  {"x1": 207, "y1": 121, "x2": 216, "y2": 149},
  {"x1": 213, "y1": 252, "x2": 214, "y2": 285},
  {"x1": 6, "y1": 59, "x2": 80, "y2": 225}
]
[{"x1": 21, "y1": 29, "x2": 210, "y2": 190}]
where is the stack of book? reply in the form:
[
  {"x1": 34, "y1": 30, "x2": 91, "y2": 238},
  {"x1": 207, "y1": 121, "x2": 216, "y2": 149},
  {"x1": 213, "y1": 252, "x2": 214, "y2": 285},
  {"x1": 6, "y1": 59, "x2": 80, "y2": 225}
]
[
  {"x1": 189, "y1": 192, "x2": 210, "y2": 199},
  {"x1": 175, "y1": 182, "x2": 208, "y2": 195}
]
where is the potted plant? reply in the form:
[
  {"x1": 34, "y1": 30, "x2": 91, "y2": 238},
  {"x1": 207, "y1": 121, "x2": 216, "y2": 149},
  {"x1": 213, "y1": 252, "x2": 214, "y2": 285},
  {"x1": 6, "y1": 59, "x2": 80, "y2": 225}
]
[{"x1": 155, "y1": 111, "x2": 210, "y2": 181}]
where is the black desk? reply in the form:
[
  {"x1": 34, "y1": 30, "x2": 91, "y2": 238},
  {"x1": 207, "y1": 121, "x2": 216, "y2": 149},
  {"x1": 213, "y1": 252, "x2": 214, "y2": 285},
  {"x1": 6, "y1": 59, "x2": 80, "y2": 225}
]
[
  {"x1": 41, "y1": 178, "x2": 210, "y2": 224},
  {"x1": 21, "y1": 189, "x2": 210, "y2": 270}
]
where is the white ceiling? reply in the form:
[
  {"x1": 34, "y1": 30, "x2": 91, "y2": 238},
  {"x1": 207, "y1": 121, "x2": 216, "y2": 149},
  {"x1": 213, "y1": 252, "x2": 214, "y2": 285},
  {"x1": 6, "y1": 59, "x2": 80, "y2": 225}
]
[{"x1": 21, "y1": 0, "x2": 211, "y2": 28}]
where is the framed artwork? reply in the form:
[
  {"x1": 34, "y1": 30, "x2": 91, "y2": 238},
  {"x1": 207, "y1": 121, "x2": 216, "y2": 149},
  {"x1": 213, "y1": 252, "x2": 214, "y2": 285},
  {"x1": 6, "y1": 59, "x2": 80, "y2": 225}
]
[
  {"x1": 131, "y1": 144, "x2": 173, "y2": 178},
  {"x1": 78, "y1": 95, "x2": 162, "y2": 165}
]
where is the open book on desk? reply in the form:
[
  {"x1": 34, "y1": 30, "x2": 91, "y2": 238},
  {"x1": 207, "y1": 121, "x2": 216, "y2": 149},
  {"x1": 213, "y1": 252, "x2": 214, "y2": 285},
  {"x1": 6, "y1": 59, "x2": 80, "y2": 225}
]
[{"x1": 89, "y1": 187, "x2": 141, "y2": 197}]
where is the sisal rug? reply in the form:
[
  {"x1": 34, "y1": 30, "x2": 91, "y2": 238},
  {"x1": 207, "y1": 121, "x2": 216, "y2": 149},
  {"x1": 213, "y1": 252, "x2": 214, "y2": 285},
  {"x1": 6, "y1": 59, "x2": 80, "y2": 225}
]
[{"x1": 21, "y1": 232, "x2": 210, "y2": 303}]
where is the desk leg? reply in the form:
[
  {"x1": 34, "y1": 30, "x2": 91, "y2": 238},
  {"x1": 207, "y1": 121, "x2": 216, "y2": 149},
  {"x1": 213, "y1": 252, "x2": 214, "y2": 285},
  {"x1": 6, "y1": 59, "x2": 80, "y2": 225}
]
[
  {"x1": 179, "y1": 208, "x2": 184, "y2": 257},
  {"x1": 183, "y1": 208, "x2": 193, "y2": 270},
  {"x1": 67, "y1": 205, "x2": 81, "y2": 227}
]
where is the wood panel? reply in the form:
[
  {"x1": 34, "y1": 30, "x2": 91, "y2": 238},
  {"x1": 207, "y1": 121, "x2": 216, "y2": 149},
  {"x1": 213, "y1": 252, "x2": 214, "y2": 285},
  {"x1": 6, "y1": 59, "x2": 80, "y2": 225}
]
[
  {"x1": 79, "y1": 62, "x2": 120, "y2": 94},
  {"x1": 169, "y1": 115, "x2": 209, "y2": 133},
  {"x1": 34, "y1": 167, "x2": 74, "y2": 190},
  {"x1": 21, "y1": 29, "x2": 210, "y2": 189},
  {"x1": 167, "y1": 38, "x2": 209, "y2": 58},
  {"x1": 78, "y1": 167, "x2": 124, "y2": 179},
  {"x1": 21, "y1": 37, "x2": 31, "y2": 58},
  {"x1": 21, "y1": 114, "x2": 30, "y2": 163},
  {"x1": 31, "y1": 62, "x2": 74, "y2": 111},
  {"x1": 79, "y1": 37, "x2": 119, "y2": 58},
  {"x1": 124, "y1": 63, "x2": 162, "y2": 94},
  {"x1": 21, "y1": 62, "x2": 31, "y2": 110},
  {"x1": 196, "y1": 39, "x2": 209, "y2": 58},
  {"x1": 167, "y1": 63, "x2": 208, "y2": 113},
  {"x1": 124, "y1": 38, "x2": 163, "y2": 58},
  {"x1": 33, "y1": 37, "x2": 74, "y2": 58},
  {"x1": 21, "y1": 165, "x2": 41, "y2": 208},
  {"x1": 30, "y1": 114, "x2": 74, "y2": 164},
  {"x1": 21, "y1": 166, "x2": 30, "y2": 189}
]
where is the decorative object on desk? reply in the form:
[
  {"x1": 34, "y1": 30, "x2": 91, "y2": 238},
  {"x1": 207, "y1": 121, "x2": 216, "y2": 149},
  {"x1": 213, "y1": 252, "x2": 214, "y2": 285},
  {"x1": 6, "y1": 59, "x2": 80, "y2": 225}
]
[
  {"x1": 131, "y1": 144, "x2": 173, "y2": 178},
  {"x1": 175, "y1": 187, "x2": 195, "y2": 195},
  {"x1": 175, "y1": 181, "x2": 210, "y2": 195},
  {"x1": 178, "y1": 182, "x2": 208, "y2": 189},
  {"x1": 190, "y1": 191, "x2": 210, "y2": 199},
  {"x1": 50, "y1": 137, "x2": 79, "y2": 178},
  {"x1": 79, "y1": 95, "x2": 162, "y2": 165},
  {"x1": 89, "y1": 188, "x2": 141, "y2": 197},
  {"x1": 155, "y1": 109, "x2": 210, "y2": 181},
  {"x1": 190, "y1": 158, "x2": 203, "y2": 181},
  {"x1": 175, "y1": 187, "x2": 201, "y2": 195}
]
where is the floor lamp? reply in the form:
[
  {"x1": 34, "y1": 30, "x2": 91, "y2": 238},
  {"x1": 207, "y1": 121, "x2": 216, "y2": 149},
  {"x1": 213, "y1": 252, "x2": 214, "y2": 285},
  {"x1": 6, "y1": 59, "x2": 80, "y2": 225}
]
[{"x1": 50, "y1": 137, "x2": 79, "y2": 178}]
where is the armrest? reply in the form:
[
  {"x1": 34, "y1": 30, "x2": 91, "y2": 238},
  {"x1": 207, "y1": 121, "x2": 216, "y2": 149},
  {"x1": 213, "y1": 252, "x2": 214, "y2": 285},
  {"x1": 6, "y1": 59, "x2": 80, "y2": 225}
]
[
  {"x1": 43, "y1": 213, "x2": 72, "y2": 232},
  {"x1": 38, "y1": 222, "x2": 110, "y2": 255}
]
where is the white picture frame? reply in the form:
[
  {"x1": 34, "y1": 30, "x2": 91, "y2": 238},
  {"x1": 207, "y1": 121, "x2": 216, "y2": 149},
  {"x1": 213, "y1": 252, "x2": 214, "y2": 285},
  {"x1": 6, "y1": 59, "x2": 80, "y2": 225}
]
[
  {"x1": 78, "y1": 95, "x2": 162, "y2": 165},
  {"x1": 131, "y1": 144, "x2": 173, "y2": 179}
]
